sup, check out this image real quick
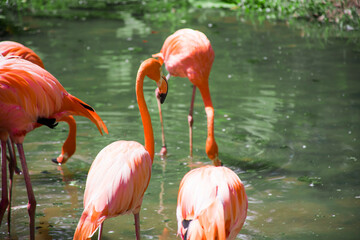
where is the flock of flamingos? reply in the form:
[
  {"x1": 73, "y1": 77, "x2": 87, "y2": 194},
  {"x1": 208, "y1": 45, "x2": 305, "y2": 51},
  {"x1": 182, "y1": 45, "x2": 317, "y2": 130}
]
[{"x1": 0, "y1": 28, "x2": 248, "y2": 239}]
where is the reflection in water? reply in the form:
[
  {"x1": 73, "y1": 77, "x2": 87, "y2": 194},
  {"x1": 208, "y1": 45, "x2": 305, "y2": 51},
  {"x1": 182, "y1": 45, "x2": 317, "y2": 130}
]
[
  {"x1": 116, "y1": 12, "x2": 151, "y2": 39},
  {"x1": 36, "y1": 165, "x2": 80, "y2": 240},
  {"x1": 156, "y1": 156, "x2": 171, "y2": 230}
]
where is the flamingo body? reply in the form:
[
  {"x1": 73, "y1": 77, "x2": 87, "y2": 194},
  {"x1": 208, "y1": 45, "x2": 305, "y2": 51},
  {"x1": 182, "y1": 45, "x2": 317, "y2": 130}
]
[
  {"x1": 0, "y1": 57, "x2": 107, "y2": 239},
  {"x1": 155, "y1": 29, "x2": 214, "y2": 87},
  {"x1": 74, "y1": 58, "x2": 168, "y2": 240},
  {"x1": 153, "y1": 29, "x2": 220, "y2": 165},
  {"x1": 177, "y1": 166, "x2": 248, "y2": 240},
  {"x1": 74, "y1": 141, "x2": 152, "y2": 239},
  {"x1": 0, "y1": 40, "x2": 84, "y2": 164},
  {"x1": 0, "y1": 58, "x2": 107, "y2": 143}
]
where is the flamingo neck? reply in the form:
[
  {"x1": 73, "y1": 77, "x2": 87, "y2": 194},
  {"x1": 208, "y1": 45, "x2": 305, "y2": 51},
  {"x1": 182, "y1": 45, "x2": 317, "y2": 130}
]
[
  {"x1": 136, "y1": 68, "x2": 154, "y2": 162},
  {"x1": 199, "y1": 85, "x2": 218, "y2": 161},
  {"x1": 59, "y1": 115, "x2": 77, "y2": 163}
]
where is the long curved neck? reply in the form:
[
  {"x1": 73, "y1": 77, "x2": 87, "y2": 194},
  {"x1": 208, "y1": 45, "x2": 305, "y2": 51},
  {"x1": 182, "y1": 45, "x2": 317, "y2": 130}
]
[
  {"x1": 60, "y1": 115, "x2": 77, "y2": 161},
  {"x1": 136, "y1": 68, "x2": 154, "y2": 162},
  {"x1": 199, "y1": 84, "x2": 218, "y2": 161},
  {"x1": 199, "y1": 84, "x2": 215, "y2": 139}
]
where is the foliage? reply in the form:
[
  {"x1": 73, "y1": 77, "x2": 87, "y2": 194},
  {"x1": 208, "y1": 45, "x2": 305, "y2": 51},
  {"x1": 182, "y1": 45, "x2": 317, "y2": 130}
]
[
  {"x1": 0, "y1": 0, "x2": 359, "y2": 37},
  {"x1": 192, "y1": 0, "x2": 359, "y2": 30}
]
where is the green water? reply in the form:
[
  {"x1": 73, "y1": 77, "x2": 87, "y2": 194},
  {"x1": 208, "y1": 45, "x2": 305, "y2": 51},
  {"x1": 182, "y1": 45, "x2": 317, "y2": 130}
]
[{"x1": 1, "y1": 8, "x2": 360, "y2": 240}]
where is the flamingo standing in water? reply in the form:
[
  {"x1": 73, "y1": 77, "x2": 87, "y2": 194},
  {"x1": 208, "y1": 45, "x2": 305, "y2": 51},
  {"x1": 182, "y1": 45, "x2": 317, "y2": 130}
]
[
  {"x1": 177, "y1": 165, "x2": 248, "y2": 240},
  {"x1": 0, "y1": 40, "x2": 78, "y2": 165},
  {"x1": 0, "y1": 57, "x2": 108, "y2": 239},
  {"x1": 153, "y1": 28, "x2": 221, "y2": 166},
  {"x1": 0, "y1": 40, "x2": 81, "y2": 233},
  {"x1": 73, "y1": 58, "x2": 168, "y2": 240}
]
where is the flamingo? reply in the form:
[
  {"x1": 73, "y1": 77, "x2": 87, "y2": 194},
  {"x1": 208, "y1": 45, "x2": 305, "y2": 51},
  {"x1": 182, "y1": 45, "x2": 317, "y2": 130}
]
[
  {"x1": 0, "y1": 40, "x2": 78, "y2": 165},
  {"x1": 0, "y1": 57, "x2": 108, "y2": 239},
  {"x1": 152, "y1": 28, "x2": 221, "y2": 166},
  {"x1": 177, "y1": 165, "x2": 248, "y2": 240},
  {"x1": 73, "y1": 58, "x2": 168, "y2": 240}
]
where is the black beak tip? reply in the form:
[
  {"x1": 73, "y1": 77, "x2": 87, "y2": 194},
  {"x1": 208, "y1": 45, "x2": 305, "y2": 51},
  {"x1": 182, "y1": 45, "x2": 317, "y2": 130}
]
[
  {"x1": 160, "y1": 93, "x2": 167, "y2": 104},
  {"x1": 51, "y1": 158, "x2": 60, "y2": 164}
]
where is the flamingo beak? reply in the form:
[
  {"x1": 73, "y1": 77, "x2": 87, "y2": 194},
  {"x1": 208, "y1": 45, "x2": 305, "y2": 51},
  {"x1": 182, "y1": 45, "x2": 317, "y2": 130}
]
[{"x1": 159, "y1": 75, "x2": 168, "y2": 104}]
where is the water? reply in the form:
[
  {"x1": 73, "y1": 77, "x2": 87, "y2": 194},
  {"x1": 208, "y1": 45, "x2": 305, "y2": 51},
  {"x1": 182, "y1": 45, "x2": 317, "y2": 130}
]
[{"x1": 1, "y1": 8, "x2": 360, "y2": 240}]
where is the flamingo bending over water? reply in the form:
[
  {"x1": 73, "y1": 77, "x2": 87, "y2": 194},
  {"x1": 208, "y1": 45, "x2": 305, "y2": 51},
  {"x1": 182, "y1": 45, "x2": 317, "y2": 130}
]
[
  {"x1": 0, "y1": 57, "x2": 108, "y2": 239},
  {"x1": 153, "y1": 28, "x2": 221, "y2": 166},
  {"x1": 177, "y1": 165, "x2": 248, "y2": 240},
  {"x1": 0, "y1": 40, "x2": 80, "y2": 165},
  {"x1": 73, "y1": 58, "x2": 168, "y2": 240}
]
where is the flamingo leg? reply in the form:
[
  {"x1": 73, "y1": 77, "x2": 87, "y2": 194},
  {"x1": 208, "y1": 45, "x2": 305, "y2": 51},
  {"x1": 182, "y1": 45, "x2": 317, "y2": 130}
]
[
  {"x1": 0, "y1": 140, "x2": 9, "y2": 226},
  {"x1": 7, "y1": 139, "x2": 21, "y2": 175},
  {"x1": 188, "y1": 85, "x2": 196, "y2": 157},
  {"x1": 156, "y1": 88, "x2": 167, "y2": 156},
  {"x1": 134, "y1": 212, "x2": 141, "y2": 240},
  {"x1": 6, "y1": 138, "x2": 19, "y2": 233},
  {"x1": 97, "y1": 222, "x2": 104, "y2": 240},
  {"x1": 16, "y1": 143, "x2": 36, "y2": 240}
]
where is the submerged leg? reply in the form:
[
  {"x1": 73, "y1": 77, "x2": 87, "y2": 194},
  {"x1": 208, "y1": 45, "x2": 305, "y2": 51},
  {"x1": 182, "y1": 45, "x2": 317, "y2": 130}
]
[
  {"x1": 0, "y1": 140, "x2": 9, "y2": 226},
  {"x1": 97, "y1": 222, "x2": 104, "y2": 240},
  {"x1": 7, "y1": 139, "x2": 21, "y2": 175},
  {"x1": 6, "y1": 138, "x2": 18, "y2": 233},
  {"x1": 156, "y1": 88, "x2": 167, "y2": 156},
  {"x1": 17, "y1": 143, "x2": 36, "y2": 240},
  {"x1": 188, "y1": 85, "x2": 196, "y2": 157},
  {"x1": 134, "y1": 213, "x2": 141, "y2": 240}
]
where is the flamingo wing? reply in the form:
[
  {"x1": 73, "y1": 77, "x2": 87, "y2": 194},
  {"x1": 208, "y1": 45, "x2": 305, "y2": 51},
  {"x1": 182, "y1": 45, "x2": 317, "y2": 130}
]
[
  {"x1": 154, "y1": 28, "x2": 214, "y2": 85},
  {"x1": 177, "y1": 166, "x2": 247, "y2": 240},
  {"x1": 0, "y1": 58, "x2": 107, "y2": 141},
  {"x1": 0, "y1": 58, "x2": 66, "y2": 135},
  {"x1": 74, "y1": 140, "x2": 152, "y2": 239}
]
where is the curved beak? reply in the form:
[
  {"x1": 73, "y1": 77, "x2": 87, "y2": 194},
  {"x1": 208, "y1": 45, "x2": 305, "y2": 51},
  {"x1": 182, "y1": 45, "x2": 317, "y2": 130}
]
[{"x1": 159, "y1": 75, "x2": 168, "y2": 104}]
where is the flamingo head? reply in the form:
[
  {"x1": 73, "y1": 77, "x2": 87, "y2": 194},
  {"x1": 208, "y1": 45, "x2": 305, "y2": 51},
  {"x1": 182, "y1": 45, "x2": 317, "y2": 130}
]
[
  {"x1": 206, "y1": 137, "x2": 222, "y2": 166},
  {"x1": 52, "y1": 153, "x2": 69, "y2": 165},
  {"x1": 144, "y1": 58, "x2": 168, "y2": 103},
  {"x1": 157, "y1": 75, "x2": 168, "y2": 104}
]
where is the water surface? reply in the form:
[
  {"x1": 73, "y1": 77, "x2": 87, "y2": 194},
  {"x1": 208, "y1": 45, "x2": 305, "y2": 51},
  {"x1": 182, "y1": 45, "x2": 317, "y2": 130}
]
[{"x1": 1, "y1": 8, "x2": 359, "y2": 240}]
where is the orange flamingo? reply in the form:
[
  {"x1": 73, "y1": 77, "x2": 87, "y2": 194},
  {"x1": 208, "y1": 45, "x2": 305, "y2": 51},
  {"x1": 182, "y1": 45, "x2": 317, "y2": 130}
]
[
  {"x1": 0, "y1": 57, "x2": 108, "y2": 239},
  {"x1": 0, "y1": 41, "x2": 77, "y2": 233},
  {"x1": 177, "y1": 165, "x2": 248, "y2": 240},
  {"x1": 153, "y1": 28, "x2": 221, "y2": 166},
  {"x1": 73, "y1": 58, "x2": 168, "y2": 240},
  {"x1": 0, "y1": 40, "x2": 78, "y2": 165}
]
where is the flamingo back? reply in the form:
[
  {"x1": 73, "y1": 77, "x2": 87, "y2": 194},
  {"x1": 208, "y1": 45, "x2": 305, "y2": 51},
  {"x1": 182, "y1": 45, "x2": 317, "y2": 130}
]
[
  {"x1": 153, "y1": 28, "x2": 214, "y2": 86},
  {"x1": 177, "y1": 166, "x2": 247, "y2": 240},
  {"x1": 0, "y1": 41, "x2": 45, "y2": 68},
  {"x1": 74, "y1": 140, "x2": 152, "y2": 239},
  {"x1": 0, "y1": 58, "x2": 66, "y2": 137}
]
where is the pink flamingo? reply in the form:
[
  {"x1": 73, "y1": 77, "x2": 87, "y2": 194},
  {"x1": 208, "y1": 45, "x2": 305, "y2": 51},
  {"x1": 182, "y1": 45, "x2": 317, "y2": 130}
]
[
  {"x1": 73, "y1": 58, "x2": 168, "y2": 240},
  {"x1": 0, "y1": 40, "x2": 78, "y2": 165},
  {"x1": 153, "y1": 28, "x2": 221, "y2": 166},
  {"x1": 0, "y1": 57, "x2": 108, "y2": 239},
  {"x1": 177, "y1": 165, "x2": 248, "y2": 239}
]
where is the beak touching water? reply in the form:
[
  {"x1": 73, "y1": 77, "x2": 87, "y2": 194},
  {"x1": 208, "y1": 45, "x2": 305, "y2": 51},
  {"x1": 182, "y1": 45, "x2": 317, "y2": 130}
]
[{"x1": 158, "y1": 75, "x2": 168, "y2": 104}]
